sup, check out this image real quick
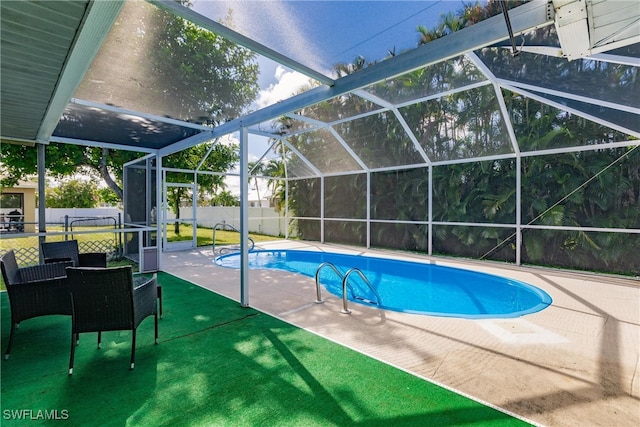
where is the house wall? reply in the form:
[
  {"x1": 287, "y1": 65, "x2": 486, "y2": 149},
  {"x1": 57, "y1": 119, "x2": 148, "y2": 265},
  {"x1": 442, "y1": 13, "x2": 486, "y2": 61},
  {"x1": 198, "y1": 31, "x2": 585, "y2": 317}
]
[{"x1": 0, "y1": 182, "x2": 37, "y2": 233}]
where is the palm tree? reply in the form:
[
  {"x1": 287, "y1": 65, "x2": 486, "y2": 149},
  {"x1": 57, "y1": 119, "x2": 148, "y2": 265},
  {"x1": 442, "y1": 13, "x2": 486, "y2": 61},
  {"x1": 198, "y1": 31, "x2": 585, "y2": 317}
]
[
  {"x1": 248, "y1": 160, "x2": 265, "y2": 207},
  {"x1": 263, "y1": 159, "x2": 286, "y2": 212}
]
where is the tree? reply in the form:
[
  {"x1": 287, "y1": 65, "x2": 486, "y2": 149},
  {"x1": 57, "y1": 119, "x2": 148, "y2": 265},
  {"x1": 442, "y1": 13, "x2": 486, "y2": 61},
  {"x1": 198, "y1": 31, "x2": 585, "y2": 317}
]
[
  {"x1": 211, "y1": 190, "x2": 239, "y2": 207},
  {"x1": 248, "y1": 160, "x2": 266, "y2": 206},
  {"x1": 0, "y1": 3, "x2": 259, "y2": 221},
  {"x1": 151, "y1": 5, "x2": 259, "y2": 125},
  {"x1": 0, "y1": 144, "x2": 141, "y2": 201},
  {"x1": 97, "y1": 187, "x2": 120, "y2": 207},
  {"x1": 264, "y1": 159, "x2": 287, "y2": 212},
  {"x1": 45, "y1": 179, "x2": 98, "y2": 208},
  {"x1": 165, "y1": 142, "x2": 238, "y2": 233}
]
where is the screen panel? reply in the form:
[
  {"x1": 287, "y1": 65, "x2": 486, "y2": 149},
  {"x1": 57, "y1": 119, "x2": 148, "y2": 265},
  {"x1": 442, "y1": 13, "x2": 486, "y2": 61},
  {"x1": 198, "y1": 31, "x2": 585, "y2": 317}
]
[
  {"x1": 432, "y1": 159, "x2": 517, "y2": 224},
  {"x1": 334, "y1": 111, "x2": 426, "y2": 169},
  {"x1": 324, "y1": 220, "x2": 367, "y2": 246},
  {"x1": 476, "y1": 47, "x2": 639, "y2": 110},
  {"x1": 432, "y1": 225, "x2": 516, "y2": 262},
  {"x1": 364, "y1": 55, "x2": 487, "y2": 105},
  {"x1": 371, "y1": 168, "x2": 428, "y2": 221},
  {"x1": 521, "y1": 149, "x2": 640, "y2": 229},
  {"x1": 522, "y1": 229, "x2": 639, "y2": 275},
  {"x1": 400, "y1": 85, "x2": 513, "y2": 161},
  {"x1": 324, "y1": 174, "x2": 367, "y2": 219},
  {"x1": 287, "y1": 128, "x2": 363, "y2": 174},
  {"x1": 371, "y1": 222, "x2": 429, "y2": 252}
]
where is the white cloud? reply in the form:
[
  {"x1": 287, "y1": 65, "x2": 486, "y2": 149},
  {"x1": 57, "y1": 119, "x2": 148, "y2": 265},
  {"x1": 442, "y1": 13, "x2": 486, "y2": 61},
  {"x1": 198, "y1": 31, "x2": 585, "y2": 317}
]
[
  {"x1": 254, "y1": 66, "x2": 311, "y2": 109},
  {"x1": 219, "y1": 66, "x2": 307, "y2": 198},
  {"x1": 218, "y1": 133, "x2": 239, "y2": 147}
]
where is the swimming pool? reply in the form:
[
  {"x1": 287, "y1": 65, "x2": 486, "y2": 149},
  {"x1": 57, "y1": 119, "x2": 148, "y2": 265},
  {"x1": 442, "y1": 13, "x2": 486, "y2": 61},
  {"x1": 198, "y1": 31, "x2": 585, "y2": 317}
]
[{"x1": 215, "y1": 250, "x2": 552, "y2": 319}]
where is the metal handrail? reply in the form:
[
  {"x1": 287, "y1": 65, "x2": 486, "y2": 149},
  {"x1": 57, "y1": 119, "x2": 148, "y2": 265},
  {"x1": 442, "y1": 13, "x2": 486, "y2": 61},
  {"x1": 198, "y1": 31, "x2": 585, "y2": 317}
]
[
  {"x1": 341, "y1": 268, "x2": 381, "y2": 314},
  {"x1": 314, "y1": 262, "x2": 381, "y2": 314},
  {"x1": 212, "y1": 222, "x2": 254, "y2": 254},
  {"x1": 314, "y1": 262, "x2": 343, "y2": 304}
]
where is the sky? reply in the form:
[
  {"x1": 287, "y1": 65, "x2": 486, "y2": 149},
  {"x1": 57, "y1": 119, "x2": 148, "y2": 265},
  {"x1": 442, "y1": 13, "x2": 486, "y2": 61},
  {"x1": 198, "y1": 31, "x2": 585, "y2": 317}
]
[
  {"x1": 192, "y1": 1, "x2": 466, "y2": 81},
  {"x1": 189, "y1": 1, "x2": 471, "y2": 197}
]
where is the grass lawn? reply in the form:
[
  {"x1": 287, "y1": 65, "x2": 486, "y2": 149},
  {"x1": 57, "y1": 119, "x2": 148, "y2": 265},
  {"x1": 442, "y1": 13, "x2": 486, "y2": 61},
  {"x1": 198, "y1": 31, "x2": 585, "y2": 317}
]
[{"x1": 165, "y1": 224, "x2": 279, "y2": 247}]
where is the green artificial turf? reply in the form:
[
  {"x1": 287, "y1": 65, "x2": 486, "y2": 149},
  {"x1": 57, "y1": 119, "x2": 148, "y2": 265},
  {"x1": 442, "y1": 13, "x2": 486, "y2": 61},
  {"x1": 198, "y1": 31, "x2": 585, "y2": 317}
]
[{"x1": 1, "y1": 273, "x2": 530, "y2": 426}]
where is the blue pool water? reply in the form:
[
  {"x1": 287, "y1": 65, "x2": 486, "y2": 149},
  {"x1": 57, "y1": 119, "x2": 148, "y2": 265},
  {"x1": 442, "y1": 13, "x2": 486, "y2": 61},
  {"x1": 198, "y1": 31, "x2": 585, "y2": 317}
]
[{"x1": 215, "y1": 250, "x2": 552, "y2": 319}]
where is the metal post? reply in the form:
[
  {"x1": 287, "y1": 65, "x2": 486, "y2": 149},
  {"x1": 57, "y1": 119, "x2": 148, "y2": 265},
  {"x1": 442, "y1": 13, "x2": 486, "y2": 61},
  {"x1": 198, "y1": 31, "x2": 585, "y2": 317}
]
[
  {"x1": 428, "y1": 164, "x2": 433, "y2": 256},
  {"x1": 320, "y1": 177, "x2": 325, "y2": 243},
  {"x1": 37, "y1": 143, "x2": 46, "y2": 262},
  {"x1": 366, "y1": 171, "x2": 371, "y2": 249},
  {"x1": 156, "y1": 155, "x2": 163, "y2": 271},
  {"x1": 516, "y1": 155, "x2": 522, "y2": 265},
  {"x1": 138, "y1": 229, "x2": 145, "y2": 273},
  {"x1": 118, "y1": 212, "x2": 123, "y2": 256},
  {"x1": 239, "y1": 127, "x2": 250, "y2": 307}
]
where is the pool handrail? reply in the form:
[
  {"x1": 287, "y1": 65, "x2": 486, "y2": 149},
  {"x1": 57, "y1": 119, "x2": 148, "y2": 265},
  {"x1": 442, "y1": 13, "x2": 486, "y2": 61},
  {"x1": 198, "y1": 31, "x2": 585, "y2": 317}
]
[
  {"x1": 314, "y1": 262, "x2": 343, "y2": 304},
  {"x1": 212, "y1": 223, "x2": 255, "y2": 255},
  {"x1": 315, "y1": 262, "x2": 381, "y2": 314},
  {"x1": 341, "y1": 268, "x2": 381, "y2": 314}
]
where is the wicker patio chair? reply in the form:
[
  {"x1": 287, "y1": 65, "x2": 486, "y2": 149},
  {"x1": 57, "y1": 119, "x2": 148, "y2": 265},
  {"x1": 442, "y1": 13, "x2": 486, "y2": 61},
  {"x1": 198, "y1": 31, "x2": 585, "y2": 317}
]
[
  {"x1": 0, "y1": 250, "x2": 73, "y2": 360},
  {"x1": 66, "y1": 266, "x2": 158, "y2": 375},
  {"x1": 41, "y1": 240, "x2": 107, "y2": 268}
]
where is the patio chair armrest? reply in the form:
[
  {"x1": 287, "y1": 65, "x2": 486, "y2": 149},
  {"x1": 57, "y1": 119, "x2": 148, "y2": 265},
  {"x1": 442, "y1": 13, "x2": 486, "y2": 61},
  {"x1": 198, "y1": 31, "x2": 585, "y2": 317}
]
[
  {"x1": 19, "y1": 261, "x2": 73, "y2": 282},
  {"x1": 78, "y1": 252, "x2": 107, "y2": 268},
  {"x1": 7, "y1": 276, "x2": 72, "y2": 317},
  {"x1": 133, "y1": 274, "x2": 157, "y2": 326}
]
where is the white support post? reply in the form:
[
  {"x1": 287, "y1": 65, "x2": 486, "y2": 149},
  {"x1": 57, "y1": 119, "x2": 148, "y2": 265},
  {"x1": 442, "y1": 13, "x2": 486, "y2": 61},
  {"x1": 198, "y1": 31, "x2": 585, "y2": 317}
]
[
  {"x1": 138, "y1": 229, "x2": 145, "y2": 273},
  {"x1": 516, "y1": 155, "x2": 522, "y2": 266},
  {"x1": 156, "y1": 155, "x2": 163, "y2": 271},
  {"x1": 428, "y1": 164, "x2": 433, "y2": 256},
  {"x1": 192, "y1": 172, "x2": 198, "y2": 247},
  {"x1": 320, "y1": 177, "x2": 325, "y2": 243},
  {"x1": 285, "y1": 178, "x2": 289, "y2": 239},
  {"x1": 38, "y1": 143, "x2": 46, "y2": 262},
  {"x1": 366, "y1": 171, "x2": 371, "y2": 249},
  {"x1": 239, "y1": 127, "x2": 250, "y2": 307}
]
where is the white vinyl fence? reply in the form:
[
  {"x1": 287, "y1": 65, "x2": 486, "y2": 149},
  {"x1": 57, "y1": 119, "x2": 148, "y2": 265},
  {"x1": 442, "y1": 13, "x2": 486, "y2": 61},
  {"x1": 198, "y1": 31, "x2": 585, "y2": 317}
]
[
  {"x1": 40, "y1": 208, "x2": 123, "y2": 226},
  {"x1": 173, "y1": 207, "x2": 286, "y2": 237},
  {"x1": 39, "y1": 207, "x2": 286, "y2": 236}
]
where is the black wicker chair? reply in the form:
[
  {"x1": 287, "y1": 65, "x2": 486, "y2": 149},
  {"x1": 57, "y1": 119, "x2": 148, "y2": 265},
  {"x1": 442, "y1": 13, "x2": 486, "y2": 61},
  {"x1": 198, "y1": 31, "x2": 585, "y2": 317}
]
[
  {"x1": 66, "y1": 266, "x2": 158, "y2": 375},
  {"x1": 0, "y1": 250, "x2": 73, "y2": 359},
  {"x1": 41, "y1": 240, "x2": 107, "y2": 268}
]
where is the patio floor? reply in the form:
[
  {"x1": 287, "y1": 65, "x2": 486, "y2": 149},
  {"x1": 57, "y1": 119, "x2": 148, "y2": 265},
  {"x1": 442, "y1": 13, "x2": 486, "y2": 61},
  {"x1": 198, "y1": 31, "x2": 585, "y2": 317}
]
[{"x1": 162, "y1": 240, "x2": 640, "y2": 427}]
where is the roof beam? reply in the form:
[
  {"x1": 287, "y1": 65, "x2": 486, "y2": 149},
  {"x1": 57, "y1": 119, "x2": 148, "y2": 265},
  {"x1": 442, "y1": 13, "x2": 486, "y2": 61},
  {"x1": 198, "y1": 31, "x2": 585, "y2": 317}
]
[
  {"x1": 37, "y1": 0, "x2": 124, "y2": 142},
  {"x1": 50, "y1": 136, "x2": 157, "y2": 154},
  {"x1": 158, "y1": 130, "x2": 216, "y2": 157}
]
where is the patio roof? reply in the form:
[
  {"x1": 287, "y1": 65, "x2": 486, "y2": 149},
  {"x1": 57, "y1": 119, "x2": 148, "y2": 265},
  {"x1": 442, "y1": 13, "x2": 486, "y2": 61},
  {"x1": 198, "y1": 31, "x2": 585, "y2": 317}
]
[{"x1": 2, "y1": 0, "x2": 638, "y2": 167}]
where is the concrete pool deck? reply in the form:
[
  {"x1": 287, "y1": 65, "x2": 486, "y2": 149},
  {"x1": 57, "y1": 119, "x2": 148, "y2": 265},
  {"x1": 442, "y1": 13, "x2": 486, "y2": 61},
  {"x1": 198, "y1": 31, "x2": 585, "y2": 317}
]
[{"x1": 161, "y1": 240, "x2": 640, "y2": 426}]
